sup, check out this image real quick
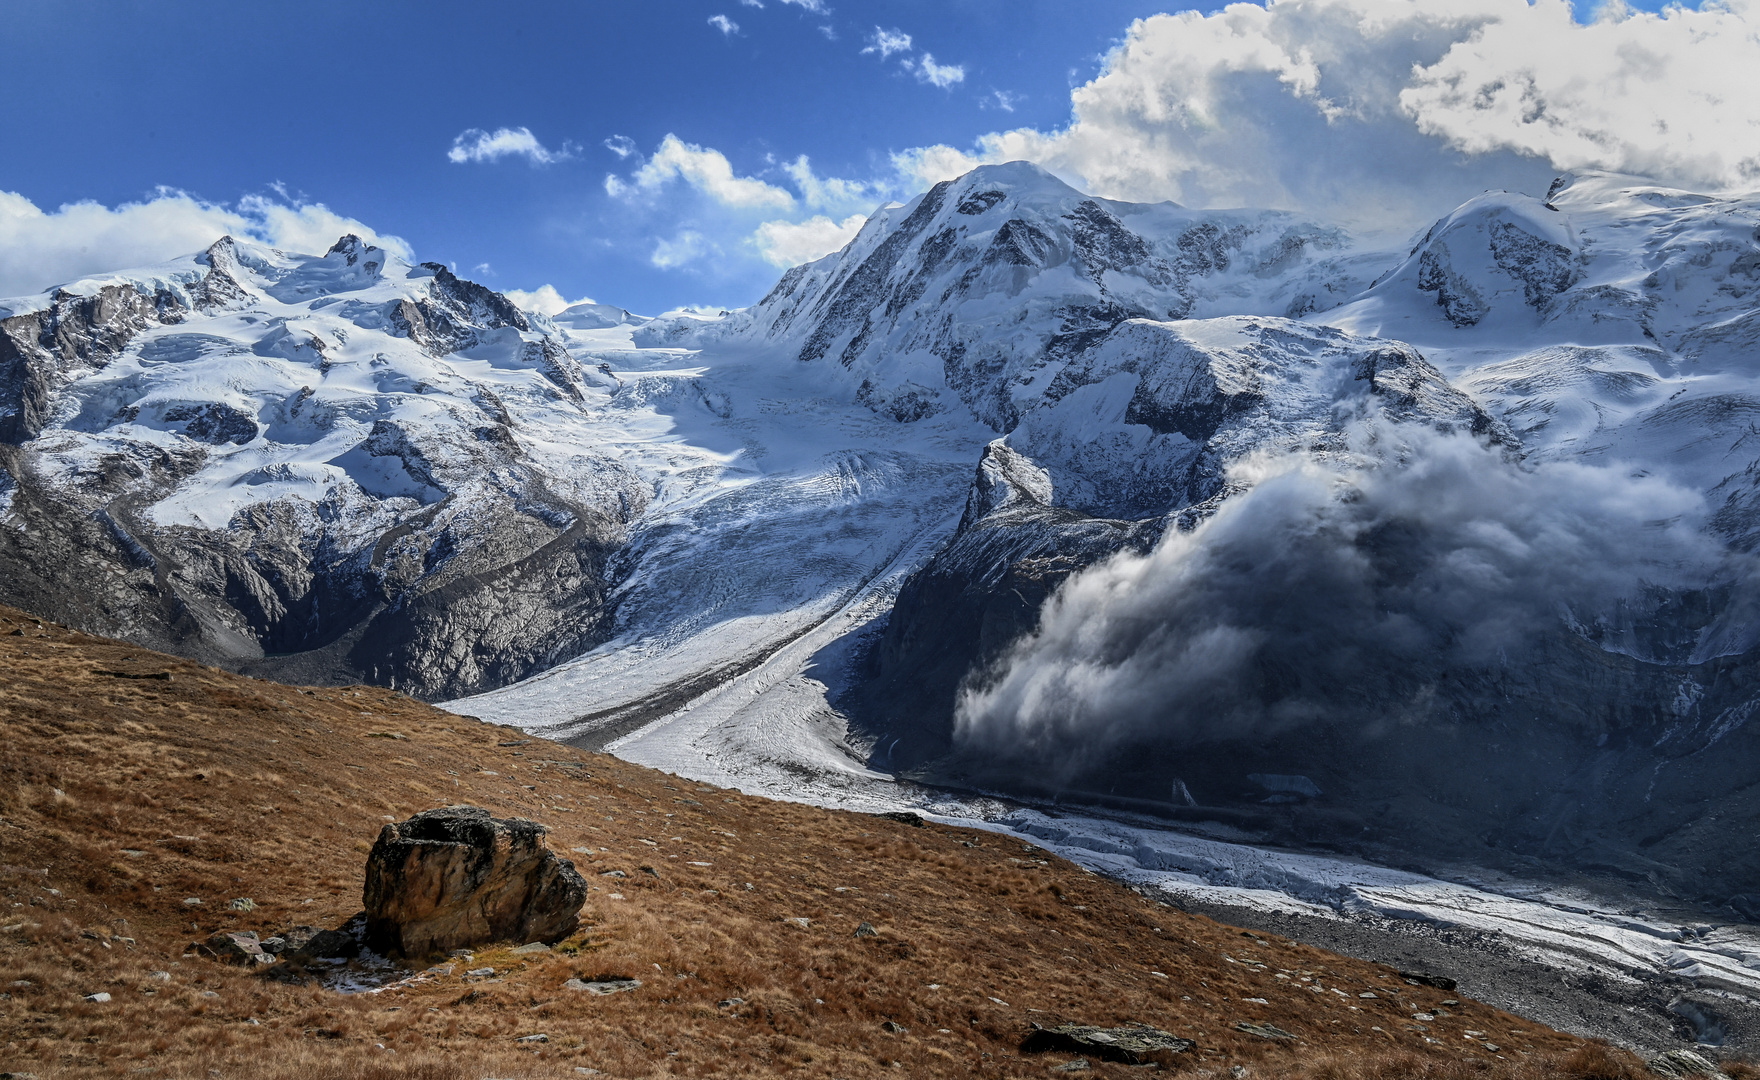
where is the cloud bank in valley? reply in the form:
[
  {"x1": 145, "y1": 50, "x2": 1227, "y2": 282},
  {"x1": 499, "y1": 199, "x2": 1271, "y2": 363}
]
[
  {"x1": 952, "y1": 427, "x2": 1741, "y2": 780},
  {"x1": 0, "y1": 189, "x2": 408, "y2": 301}
]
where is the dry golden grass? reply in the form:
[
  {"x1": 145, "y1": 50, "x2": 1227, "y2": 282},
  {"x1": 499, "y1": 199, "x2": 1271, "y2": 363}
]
[{"x1": 0, "y1": 605, "x2": 1660, "y2": 1078}]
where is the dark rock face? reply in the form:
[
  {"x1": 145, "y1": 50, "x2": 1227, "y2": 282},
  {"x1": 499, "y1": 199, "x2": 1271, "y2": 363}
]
[
  {"x1": 262, "y1": 925, "x2": 357, "y2": 961},
  {"x1": 162, "y1": 402, "x2": 258, "y2": 445},
  {"x1": 363, "y1": 806, "x2": 588, "y2": 958},
  {"x1": 856, "y1": 443, "x2": 1162, "y2": 771},
  {"x1": 0, "y1": 284, "x2": 186, "y2": 444}
]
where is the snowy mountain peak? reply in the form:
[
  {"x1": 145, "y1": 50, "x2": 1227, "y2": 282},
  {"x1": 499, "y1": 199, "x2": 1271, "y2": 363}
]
[{"x1": 644, "y1": 161, "x2": 1379, "y2": 431}]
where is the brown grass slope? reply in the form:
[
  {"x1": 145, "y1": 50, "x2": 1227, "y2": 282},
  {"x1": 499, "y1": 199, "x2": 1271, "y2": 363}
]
[{"x1": 0, "y1": 604, "x2": 1667, "y2": 1079}]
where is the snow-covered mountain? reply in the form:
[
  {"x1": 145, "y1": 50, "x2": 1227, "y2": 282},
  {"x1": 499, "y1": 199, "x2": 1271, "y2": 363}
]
[
  {"x1": 8, "y1": 163, "x2": 1760, "y2": 911},
  {"x1": 0, "y1": 236, "x2": 644, "y2": 696}
]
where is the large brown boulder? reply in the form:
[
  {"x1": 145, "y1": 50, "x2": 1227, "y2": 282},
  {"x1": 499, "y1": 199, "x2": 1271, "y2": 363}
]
[{"x1": 362, "y1": 806, "x2": 588, "y2": 957}]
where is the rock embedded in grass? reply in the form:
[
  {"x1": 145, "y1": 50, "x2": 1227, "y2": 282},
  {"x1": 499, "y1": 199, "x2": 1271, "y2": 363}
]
[{"x1": 1021, "y1": 1022, "x2": 1194, "y2": 1065}]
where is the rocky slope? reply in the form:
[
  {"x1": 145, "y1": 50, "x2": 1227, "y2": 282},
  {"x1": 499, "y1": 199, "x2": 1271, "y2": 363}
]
[{"x1": 0, "y1": 607, "x2": 1628, "y2": 1080}]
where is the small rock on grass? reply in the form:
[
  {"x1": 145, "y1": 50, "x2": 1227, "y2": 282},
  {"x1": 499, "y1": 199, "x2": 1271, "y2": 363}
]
[
  {"x1": 854, "y1": 922, "x2": 879, "y2": 938},
  {"x1": 563, "y1": 977, "x2": 642, "y2": 995},
  {"x1": 515, "y1": 1033, "x2": 548, "y2": 1043},
  {"x1": 1399, "y1": 970, "x2": 1457, "y2": 991},
  {"x1": 83, "y1": 992, "x2": 111, "y2": 1003},
  {"x1": 510, "y1": 942, "x2": 551, "y2": 955},
  {"x1": 197, "y1": 931, "x2": 273, "y2": 966}
]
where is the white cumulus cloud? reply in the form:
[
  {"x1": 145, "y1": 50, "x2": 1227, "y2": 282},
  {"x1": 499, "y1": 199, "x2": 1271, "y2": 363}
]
[
  {"x1": 752, "y1": 213, "x2": 867, "y2": 267},
  {"x1": 609, "y1": 134, "x2": 795, "y2": 210},
  {"x1": 503, "y1": 284, "x2": 597, "y2": 316},
  {"x1": 892, "y1": 0, "x2": 1760, "y2": 234},
  {"x1": 708, "y1": 14, "x2": 739, "y2": 36},
  {"x1": 863, "y1": 27, "x2": 912, "y2": 58},
  {"x1": 1402, "y1": 0, "x2": 1760, "y2": 185},
  {"x1": 0, "y1": 188, "x2": 409, "y2": 300},
  {"x1": 448, "y1": 126, "x2": 571, "y2": 166}
]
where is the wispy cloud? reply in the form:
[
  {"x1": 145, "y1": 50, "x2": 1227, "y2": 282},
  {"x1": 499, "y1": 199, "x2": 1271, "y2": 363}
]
[
  {"x1": 783, "y1": 156, "x2": 880, "y2": 211},
  {"x1": 778, "y1": 0, "x2": 828, "y2": 12},
  {"x1": 985, "y1": 90, "x2": 1022, "y2": 112},
  {"x1": 862, "y1": 27, "x2": 912, "y2": 59},
  {"x1": 448, "y1": 126, "x2": 572, "y2": 165},
  {"x1": 708, "y1": 14, "x2": 739, "y2": 35},
  {"x1": 739, "y1": 0, "x2": 763, "y2": 6},
  {"x1": 603, "y1": 135, "x2": 638, "y2": 159},
  {"x1": 907, "y1": 53, "x2": 966, "y2": 89},
  {"x1": 652, "y1": 230, "x2": 714, "y2": 269}
]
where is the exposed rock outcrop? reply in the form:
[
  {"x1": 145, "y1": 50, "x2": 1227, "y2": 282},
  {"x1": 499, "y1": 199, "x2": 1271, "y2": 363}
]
[
  {"x1": 363, "y1": 806, "x2": 588, "y2": 957},
  {"x1": 1020, "y1": 1022, "x2": 1194, "y2": 1065}
]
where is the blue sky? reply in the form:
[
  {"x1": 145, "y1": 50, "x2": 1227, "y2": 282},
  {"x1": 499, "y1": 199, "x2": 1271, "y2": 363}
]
[{"x1": 0, "y1": 0, "x2": 1730, "y2": 314}]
